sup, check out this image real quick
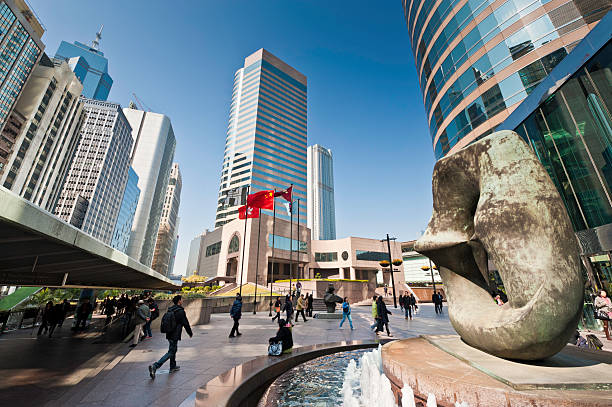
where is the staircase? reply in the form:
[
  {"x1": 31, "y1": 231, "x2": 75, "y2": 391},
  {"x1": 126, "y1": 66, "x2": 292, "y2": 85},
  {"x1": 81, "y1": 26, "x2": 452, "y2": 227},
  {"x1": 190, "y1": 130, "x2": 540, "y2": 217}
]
[{"x1": 312, "y1": 298, "x2": 328, "y2": 312}]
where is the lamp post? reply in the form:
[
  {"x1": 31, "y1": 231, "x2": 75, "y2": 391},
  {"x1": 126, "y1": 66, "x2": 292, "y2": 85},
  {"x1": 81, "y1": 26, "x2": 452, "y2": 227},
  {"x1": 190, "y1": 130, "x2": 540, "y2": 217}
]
[
  {"x1": 420, "y1": 259, "x2": 438, "y2": 296},
  {"x1": 380, "y1": 234, "x2": 398, "y2": 308}
]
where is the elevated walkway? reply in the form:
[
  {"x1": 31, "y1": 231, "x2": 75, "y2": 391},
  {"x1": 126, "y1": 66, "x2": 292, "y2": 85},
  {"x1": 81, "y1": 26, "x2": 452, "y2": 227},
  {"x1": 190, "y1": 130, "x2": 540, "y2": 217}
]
[{"x1": 0, "y1": 187, "x2": 178, "y2": 290}]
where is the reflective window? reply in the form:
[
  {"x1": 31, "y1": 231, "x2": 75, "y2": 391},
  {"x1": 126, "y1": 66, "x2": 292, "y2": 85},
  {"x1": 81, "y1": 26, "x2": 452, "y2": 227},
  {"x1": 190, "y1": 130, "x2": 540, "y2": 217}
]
[
  {"x1": 355, "y1": 250, "x2": 389, "y2": 262},
  {"x1": 314, "y1": 252, "x2": 338, "y2": 262},
  {"x1": 228, "y1": 235, "x2": 239, "y2": 253},
  {"x1": 268, "y1": 234, "x2": 307, "y2": 253},
  {"x1": 206, "y1": 241, "x2": 221, "y2": 257}
]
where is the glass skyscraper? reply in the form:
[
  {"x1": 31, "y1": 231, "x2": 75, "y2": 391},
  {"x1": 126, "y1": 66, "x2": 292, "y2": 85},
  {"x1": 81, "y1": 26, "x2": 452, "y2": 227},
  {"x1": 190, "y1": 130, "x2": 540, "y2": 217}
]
[
  {"x1": 307, "y1": 144, "x2": 336, "y2": 240},
  {"x1": 54, "y1": 27, "x2": 113, "y2": 101},
  {"x1": 111, "y1": 166, "x2": 140, "y2": 253},
  {"x1": 402, "y1": 0, "x2": 611, "y2": 160},
  {"x1": 215, "y1": 48, "x2": 307, "y2": 228},
  {"x1": 0, "y1": 0, "x2": 44, "y2": 140}
]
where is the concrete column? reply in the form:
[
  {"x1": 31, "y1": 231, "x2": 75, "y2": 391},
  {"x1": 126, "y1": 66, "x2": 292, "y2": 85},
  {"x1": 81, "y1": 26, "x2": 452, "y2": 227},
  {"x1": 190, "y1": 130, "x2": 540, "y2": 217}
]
[
  {"x1": 339, "y1": 268, "x2": 346, "y2": 279},
  {"x1": 350, "y1": 267, "x2": 357, "y2": 280}
]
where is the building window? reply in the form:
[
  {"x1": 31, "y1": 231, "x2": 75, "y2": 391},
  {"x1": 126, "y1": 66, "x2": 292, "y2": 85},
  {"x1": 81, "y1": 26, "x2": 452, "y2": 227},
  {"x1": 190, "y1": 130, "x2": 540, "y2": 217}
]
[
  {"x1": 356, "y1": 250, "x2": 388, "y2": 262},
  {"x1": 268, "y1": 234, "x2": 306, "y2": 253},
  {"x1": 206, "y1": 241, "x2": 221, "y2": 257},
  {"x1": 315, "y1": 252, "x2": 337, "y2": 262},
  {"x1": 228, "y1": 235, "x2": 239, "y2": 253}
]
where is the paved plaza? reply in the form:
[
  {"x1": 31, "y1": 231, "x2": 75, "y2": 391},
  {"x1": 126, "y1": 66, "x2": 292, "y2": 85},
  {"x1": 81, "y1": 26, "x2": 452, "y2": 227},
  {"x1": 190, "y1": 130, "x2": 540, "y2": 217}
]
[{"x1": 0, "y1": 303, "x2": 454, "y2": 407}]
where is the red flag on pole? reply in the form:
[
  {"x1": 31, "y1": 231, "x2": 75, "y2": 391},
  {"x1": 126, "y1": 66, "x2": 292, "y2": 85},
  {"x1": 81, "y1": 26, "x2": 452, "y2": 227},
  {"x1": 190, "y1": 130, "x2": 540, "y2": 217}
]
[
  {"x1": 274, "y1": 186, "x2": 293, "y2": 214},
  {"x1": 238, "y1": 205, "x2": 259, "y2": 219},
  {"x1": 247, "y1": 190, "x2": 274, "y2": 210}
]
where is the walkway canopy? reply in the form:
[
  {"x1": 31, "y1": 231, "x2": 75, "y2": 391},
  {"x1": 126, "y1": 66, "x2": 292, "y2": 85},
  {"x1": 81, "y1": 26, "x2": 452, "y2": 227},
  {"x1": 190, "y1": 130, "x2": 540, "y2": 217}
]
[{"x1": 0, "y1": 188, "x2": 179, "y2": 290}]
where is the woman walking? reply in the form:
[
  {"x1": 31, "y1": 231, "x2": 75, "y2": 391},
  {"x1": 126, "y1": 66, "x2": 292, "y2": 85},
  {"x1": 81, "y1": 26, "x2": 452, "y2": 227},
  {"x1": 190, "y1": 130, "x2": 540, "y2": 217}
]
[
  {"x1": 272, "y1": 297, "x2": 282, "y2": 322},
  {"x1": 595, "y1": 290, "x2": 612, "y2": 340},
  {"x1": 339, "y1": 297, "x2": 354, "y2": 330}
]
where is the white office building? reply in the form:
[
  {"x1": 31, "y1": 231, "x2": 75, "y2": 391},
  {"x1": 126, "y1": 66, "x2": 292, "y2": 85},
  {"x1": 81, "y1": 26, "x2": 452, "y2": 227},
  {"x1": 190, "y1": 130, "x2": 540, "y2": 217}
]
[
  {"x1": 307, "y1": 144, "x2": 336, "y2": 240},
  {"x1": 152, "y1": 162, "x2": 182, "y2": 276},
  {"x1": 124, "y1": 106, "x2": 176, "y2": 267},
  {"x1": 54, "y1": 98, "x2": 133, "y2": 244},
  {"x1": 0, "y1": 55, "x2": 84, "y2": 212}
]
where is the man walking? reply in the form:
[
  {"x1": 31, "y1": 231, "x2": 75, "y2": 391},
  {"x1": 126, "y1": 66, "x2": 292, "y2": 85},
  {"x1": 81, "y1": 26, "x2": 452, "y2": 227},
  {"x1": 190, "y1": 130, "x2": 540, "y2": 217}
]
[
  {"x1": 229, "y1": 294, "x2": 242, "y2": 338},
  {"x1": 130, "y1": 299, "x2": 150, "y2": 347},
  {"x1": 306, "y1": 293, "x2": 314, "y2": 317},
  {"x1": 376, "y1": 296, "x2": 392, "y2": 336},
  {"x1": 74, "y1": 298, "x2": 93, "y2": 331},
  {"x1": 149, "y1": 295, "x2": 193, "y2": 378},
  {"x1": 432, "y1": 291, "x2": 443, "y2": 314},
  {"x1": 57, "y1": 299, "x2": 70, "y2": 327},
  {"x1": 282, "y1": 295, "x2": 294, "y2": 326},
  {"x1": 295, "y1": 294, "x2": 308, "y2": 323},
  {"x1": 144, "y1": 298, "x2": 159, "y2": 339}
]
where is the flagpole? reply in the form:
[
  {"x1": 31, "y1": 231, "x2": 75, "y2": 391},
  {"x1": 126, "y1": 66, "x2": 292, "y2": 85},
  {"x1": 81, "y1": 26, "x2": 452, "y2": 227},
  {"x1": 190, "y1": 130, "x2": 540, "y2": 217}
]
[
  {"x1": 253, "y1": 211, "x2": 261, "y2": 314},
  {"x1": 296, "y1": 198, "x2": 300, "y2": 285},
  {"x1": 239, "y1": 185, "x2": 250, "y2": 297},
  {"x1": 269, "y1": 189, "x2": 276, "y2": 317},
  {"x1": 288, "y1": 185, "x2": 293, "y2": 301}
]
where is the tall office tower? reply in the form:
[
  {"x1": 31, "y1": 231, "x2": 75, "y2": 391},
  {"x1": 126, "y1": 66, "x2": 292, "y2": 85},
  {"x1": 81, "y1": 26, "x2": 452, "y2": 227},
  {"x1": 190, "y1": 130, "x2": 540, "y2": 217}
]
[
  {"x1": 123, "y1": 107, "x2": 176, "y2": 267},
  {"x1": 307, "y1": 144, "x2": 336, "y2": 240},
  {"x1": 0, "y1": 0, "x2": 45, "y2": 142},
  {"x1": 54, "y1": 98, "x2": 132, "y2": 244},
  {"x1": 0, "y1": 55, "x2": 84, "y2": 212},
  {"x1": 167, "y1": 218, "x2": 180, "y2": 276},
  {"x1": 110, "y1": 166, "x2": 140, "y2": 253},
  {"x1": 152, "y1": 162, "x2": 182, "y2": 275},
  {"x1": 186, "y1": 233, "x2": 205, "y2": 275},
  {"x1": 402, "y1": 0, "x2": 611, "y2": 160},
  {"x1": 54, "y1": 26, "x2": 113, "y2": 101},
  {"x1": 215, "y1": 49, "x2": 307, "y2": 228}
]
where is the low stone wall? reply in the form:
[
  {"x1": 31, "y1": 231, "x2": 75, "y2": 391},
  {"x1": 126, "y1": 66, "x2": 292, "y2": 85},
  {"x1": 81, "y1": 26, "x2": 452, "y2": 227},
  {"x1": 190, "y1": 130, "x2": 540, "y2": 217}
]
[
  {"x1": 409, "y1": 287, "x2": 446, "y2": 303},
  {"x1": 274, "y1": 280, "x2": 375, "y2": 304}
]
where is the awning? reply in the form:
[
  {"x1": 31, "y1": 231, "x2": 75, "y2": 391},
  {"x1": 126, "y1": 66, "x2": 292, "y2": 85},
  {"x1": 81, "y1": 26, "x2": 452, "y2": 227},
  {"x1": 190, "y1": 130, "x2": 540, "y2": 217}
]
[{"x1": 0, "y1": 187, "x2": 179, "y2": 290}]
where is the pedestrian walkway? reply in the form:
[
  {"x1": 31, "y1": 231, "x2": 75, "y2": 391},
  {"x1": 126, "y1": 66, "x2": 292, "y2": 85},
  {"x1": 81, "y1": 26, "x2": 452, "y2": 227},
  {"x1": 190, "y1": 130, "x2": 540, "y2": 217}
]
[{"x1": 38, "y1": 303, "x2": 453, "y2": 407}]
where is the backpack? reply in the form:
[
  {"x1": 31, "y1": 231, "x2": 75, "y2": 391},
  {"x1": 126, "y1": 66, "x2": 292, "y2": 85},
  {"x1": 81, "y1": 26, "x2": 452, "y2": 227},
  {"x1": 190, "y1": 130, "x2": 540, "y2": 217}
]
[
  {"x1": 160, "y1": 308, "x2": 177, "y2": 334},
  {"x1": 268, "y1": 341, "x2": 283, "y2": 356}
]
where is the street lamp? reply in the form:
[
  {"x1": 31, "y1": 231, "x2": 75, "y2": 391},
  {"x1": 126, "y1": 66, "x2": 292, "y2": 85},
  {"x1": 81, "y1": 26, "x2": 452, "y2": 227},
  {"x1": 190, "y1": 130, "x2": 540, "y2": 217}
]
[
  {"x1": 380, "y1": 234, "x2": 399, "y2": 308},
  {"x1": 420, "y1": 259, "x2": 438, "y2": 294}
]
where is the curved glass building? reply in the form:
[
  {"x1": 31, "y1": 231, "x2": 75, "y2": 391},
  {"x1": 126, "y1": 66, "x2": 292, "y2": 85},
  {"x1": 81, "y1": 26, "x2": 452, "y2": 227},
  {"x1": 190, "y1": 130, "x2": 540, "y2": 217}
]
[{"x1": 403, "y1": 0, "x2": 611, "y2": 159}]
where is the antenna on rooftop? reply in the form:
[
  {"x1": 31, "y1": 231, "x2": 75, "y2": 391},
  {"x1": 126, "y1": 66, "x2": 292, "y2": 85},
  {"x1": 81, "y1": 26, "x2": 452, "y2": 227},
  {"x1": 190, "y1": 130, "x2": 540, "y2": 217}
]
[
  {"x1": 131, "y1": 93, "x2": 152, "y2": 112},
  {"x1": 91, "y1": 24, "x2": 103, "y2": 50}
]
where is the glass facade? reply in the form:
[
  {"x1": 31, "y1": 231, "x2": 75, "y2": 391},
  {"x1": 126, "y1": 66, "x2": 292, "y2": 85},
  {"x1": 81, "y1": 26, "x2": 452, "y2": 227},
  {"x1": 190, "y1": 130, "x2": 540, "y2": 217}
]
[
  {"x1": 206, "y1": 241, "x2": 221, "y2": 257},
  {"x1": 402, "y1": 0, "x2": 612, "y2": 159},
  {"x1": 111, "y1": 167, "x2": 140, "y2": 253},
  {"x1": 355, "y1": 250, "x2": 389, "y2": 262},
  {"x1": 216, "y1": 49, "x2": 307, "y2": 228},
  {"x1": 268, "y1": 234, "x2": 307, "y2": 253},
  {"x1": 512, "y1": 39, "x2": 612, "y2": 233},
  {"x1": 54, "y1": 40, "x2": 113, "y2": 101},
  {"x1": 0, "y1": 1, "x2": 42, "y2": 132},
  {"x1": 314, "y1": 252, "x2": 338, "y2": 262},
  {"x1": 307, "y1": 145, "x2": 336, "y2": 240}
]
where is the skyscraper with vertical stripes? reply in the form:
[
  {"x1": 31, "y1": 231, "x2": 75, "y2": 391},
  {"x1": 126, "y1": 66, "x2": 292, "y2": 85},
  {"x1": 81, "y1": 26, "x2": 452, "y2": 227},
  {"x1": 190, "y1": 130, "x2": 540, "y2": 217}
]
[{"x1": 215, "y1": 49, "x2": 307, "y2": 228}]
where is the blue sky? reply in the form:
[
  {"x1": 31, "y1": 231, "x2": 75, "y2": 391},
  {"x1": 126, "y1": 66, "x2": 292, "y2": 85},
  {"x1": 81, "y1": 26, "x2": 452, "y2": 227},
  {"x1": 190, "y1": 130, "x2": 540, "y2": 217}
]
[{"x1": 29, "y1": 0, "x2": 435, "y2": 276}]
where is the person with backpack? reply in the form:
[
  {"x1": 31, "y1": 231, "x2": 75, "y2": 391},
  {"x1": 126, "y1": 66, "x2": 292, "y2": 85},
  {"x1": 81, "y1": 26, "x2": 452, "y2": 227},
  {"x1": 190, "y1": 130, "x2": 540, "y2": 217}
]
[
  {"x1": 130, "y1": 300, "x2": 150, "y2": 348},
  {"x1": 229, "y1": 294, "x2": 242, "y2": 338},
  {"x1": 339, "y1": 297, "x2": 354, "y2": 330},
  {"x1": 144, "y1": 298, "x2": 159, "y2": 339},
  {"x1": 149, "y1": 295, "x2": 193, "y2": 378}
]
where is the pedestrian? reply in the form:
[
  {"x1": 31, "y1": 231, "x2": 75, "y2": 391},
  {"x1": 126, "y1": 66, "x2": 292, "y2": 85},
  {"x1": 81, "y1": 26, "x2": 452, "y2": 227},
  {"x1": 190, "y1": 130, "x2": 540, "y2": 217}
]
[
  {"x1": 594, "y1": 290, "x2": 612, "y2": 340},
  {"x1": 432, "y1": 291, "x2": 443, "y2": 314},
  {"x1": 384, "y1": 284, "x2": 388, "y2": 297},
  {"x1": 306, "y1": 293, "x2": 313, "y2": 317},
  {"x1": 399, "y1": 293, "x2": 404, "y2": 312},
  {"x1": 74, "y1": 298, "x2": 93, "y2": 331},
  {"x1": 145, "y1": 298, "x2": 159, "y2": 339},
  {"x1": 268, "y1": 318, "x2": 293, "y2": 354},
  {"x1": 272, "y1": 297, "x2": 282, "y2": 322},
  {"x1": 408, "y1": 293, "x2": 416, "y2": 319},
  {"x1": 37, "y1": 301, "x2": 54, "y2": 336},
  {"x1": 436, "y1": 291, "x2": 444, "y2": 314},
  {"x1": 104, "y1": 297, "x2": 116, "y2": 329},
  {"x1": 370, "y1": 295, "x2": 379, "y2": 330},
  {"x1": 376, "y1": 296, "x2": 392, "y2": 336},
  {"x1": 339, "y1": 297, "x2": 354, "y2": 330},
  {"x1": 130, "y1": 299, "x2": 151, "y2": 347},
  {"x1": 47, "y1": 302, "x2": 60, "y2": 338},
  {"x1": 57, "y1": 299, "x2": 70, "y2": 327},
  {"x1": 295, "y1": 294, "x2": 308, "y2": 322},
  {"x1": 282, "y1": 295, "x2": 294, "y2": 326},
  {"x1": 229, "y1": 293, "x2": 242, "y2": 338},
  {"x1": 149, "y1": 295, "x2": 193, "y2": 378},
  {"x1": 296, "y1": 281, "x2": 302, "y2": 298},
  {"x1": 403, "y1": 294, "x2": 413, "y2": 320}
]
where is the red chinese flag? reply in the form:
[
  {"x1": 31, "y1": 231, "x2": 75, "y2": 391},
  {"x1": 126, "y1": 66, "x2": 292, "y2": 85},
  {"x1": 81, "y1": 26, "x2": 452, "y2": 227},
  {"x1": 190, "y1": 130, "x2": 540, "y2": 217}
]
[
  {"x1": 247, "y1": 190, "x2": 274, "y2": 210},
  {"x1": 238, "y1": 205, "x2": 260, "y2": 219}
]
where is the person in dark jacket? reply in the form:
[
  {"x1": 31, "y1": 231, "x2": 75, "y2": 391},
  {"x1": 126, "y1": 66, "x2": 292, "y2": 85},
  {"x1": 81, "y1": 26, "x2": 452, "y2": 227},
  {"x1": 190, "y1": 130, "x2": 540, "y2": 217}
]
[
  {"x1": 272, "y1": 297, "x2": 282, "y2": 322},
  {"x1": 229, "y1": 294, "x2": 243, "y2": 338},
  {"x1": 74, "y1": 298, "x2": 93, "y2": 331},
  {"x1": 376, "y1": 296, "x2": 392, "y2": 336},
  {"x1": 269, "y1": 318, "x2": 293, "y2": 354},
  {"x1": 57, "y1": 299, "x2": 70, "y2": 327},
  {"x1": 37, "y1": 301, "x2": 54, "y2": 336},
  {"x1": 282, "y1": 295, "x2": 294, "y2": 326},
  {"x1": 144, "y1": 298, "x2": 159, "y2": 338},
  {"x1": 104, "y1": 298, "x2": 116, "y2": 329},
  {"x1": 148, "y1": 295, "x2": 192, "y2": 378},
  {"x1": 306, "y1": 293, "x2": 314, "y2": 317},
  {"x1": 130, "y1": 299, "x2": 150, "y2": 347}
]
